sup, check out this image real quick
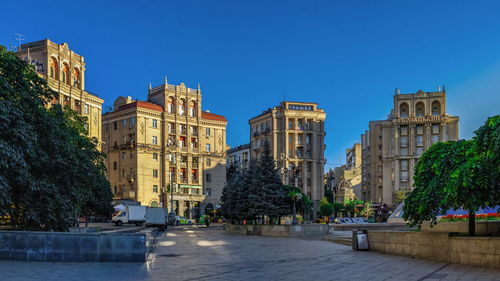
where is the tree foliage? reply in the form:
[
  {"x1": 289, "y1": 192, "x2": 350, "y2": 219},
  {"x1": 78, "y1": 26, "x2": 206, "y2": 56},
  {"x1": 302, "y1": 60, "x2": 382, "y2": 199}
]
[
  {"x1": 0, "y1": 46, "x2": 113, "y2": 231},
  {"x1": 319, "y1": 197, "x2": 333, "y2": 217},
  {"x1": 403, "y1": 116, "x2": 500, "y2": 235},
  {"x1": 221, "y1": 141, "x2": 290, "y2": 223}
]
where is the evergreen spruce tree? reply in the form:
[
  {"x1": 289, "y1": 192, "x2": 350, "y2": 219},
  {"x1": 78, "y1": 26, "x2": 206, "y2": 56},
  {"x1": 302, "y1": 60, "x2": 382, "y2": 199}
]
[{"x1": 248, "y1": 141, "x2": 290, "y2": 223}]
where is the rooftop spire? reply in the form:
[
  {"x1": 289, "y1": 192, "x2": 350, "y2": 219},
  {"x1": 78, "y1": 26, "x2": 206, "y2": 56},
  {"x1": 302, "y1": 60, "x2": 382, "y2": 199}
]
[
  {"x1": 149, "y1": 82, "x2": 152, "y2": 90},
  {"x1": 197, "y1": 83, "x2": 201, "y2": 91},
  {"x1": 164, "y1": 76, "x2": 168, "y2": 85}
]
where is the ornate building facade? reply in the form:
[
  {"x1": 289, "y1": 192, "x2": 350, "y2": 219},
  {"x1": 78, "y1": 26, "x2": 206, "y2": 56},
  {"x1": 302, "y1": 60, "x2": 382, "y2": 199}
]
[
  {"x1": 102, "y1": 81, "x2": 227, "y2": 219},
  {"x1": 16, "y1": 39, "x2": 103, "y2": 142},
  {"x1": 361, "y1": 88, "x2": 459, "y2": 206},
  {"x1": 249, "y1": 102, "x2": 326, "y2": 217}
]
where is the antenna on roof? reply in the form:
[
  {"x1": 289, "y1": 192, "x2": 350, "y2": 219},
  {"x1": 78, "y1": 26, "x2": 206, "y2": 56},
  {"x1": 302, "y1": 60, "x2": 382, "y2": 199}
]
[{"x1": 14, "y1": 33, "x2": 26, "y2": 51}]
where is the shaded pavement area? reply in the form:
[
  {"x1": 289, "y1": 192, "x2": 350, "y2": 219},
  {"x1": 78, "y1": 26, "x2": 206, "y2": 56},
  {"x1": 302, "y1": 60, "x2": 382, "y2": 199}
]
[{"x1": 0, "y1": 226, "x2": 498, "y2": 281}]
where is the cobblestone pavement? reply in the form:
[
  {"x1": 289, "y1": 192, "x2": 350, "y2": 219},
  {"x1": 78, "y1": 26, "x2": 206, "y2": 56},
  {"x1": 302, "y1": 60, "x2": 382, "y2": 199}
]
[{"x1": 0, "y1": 226, "x2": 499, "y2": 281}]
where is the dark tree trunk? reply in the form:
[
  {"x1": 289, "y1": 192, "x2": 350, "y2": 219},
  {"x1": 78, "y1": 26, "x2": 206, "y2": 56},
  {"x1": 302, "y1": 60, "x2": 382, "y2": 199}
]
[{"x1": 468, "y1": 210, "x2": 476, "y2": 236}]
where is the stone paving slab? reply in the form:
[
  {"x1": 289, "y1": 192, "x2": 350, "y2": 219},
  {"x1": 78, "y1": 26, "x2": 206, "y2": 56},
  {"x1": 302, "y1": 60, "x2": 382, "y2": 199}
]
[{"x1": 0, "y1": 226, "x2": 498, "y2": 281}]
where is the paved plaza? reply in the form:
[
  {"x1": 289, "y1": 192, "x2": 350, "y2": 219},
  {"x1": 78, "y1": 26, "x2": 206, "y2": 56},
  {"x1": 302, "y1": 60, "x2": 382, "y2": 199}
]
[{"x1": 0, "y1": 226, "x2": 498, "y2": 281}]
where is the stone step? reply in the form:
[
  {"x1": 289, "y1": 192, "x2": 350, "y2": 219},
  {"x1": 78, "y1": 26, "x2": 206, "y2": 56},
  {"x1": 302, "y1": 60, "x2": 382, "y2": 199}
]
[{"x1": 321, "y1": 236, "x2": 352, "y2": 246}]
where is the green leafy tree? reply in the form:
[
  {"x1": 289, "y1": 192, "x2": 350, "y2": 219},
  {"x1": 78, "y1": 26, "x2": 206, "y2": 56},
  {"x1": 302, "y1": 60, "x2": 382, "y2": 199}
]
[
  {"x1": 0, "y1": 46, "x2": 112, "y2": 231},
  {"x1": 404, "y1": 116, "x2": 500, "y2": 235},
  {"x1": 393, "y1": 189, "x2": 410, "y2": 205},
  {"x1": 319, "y1": 197, "x2": 333, "y2": 217}
]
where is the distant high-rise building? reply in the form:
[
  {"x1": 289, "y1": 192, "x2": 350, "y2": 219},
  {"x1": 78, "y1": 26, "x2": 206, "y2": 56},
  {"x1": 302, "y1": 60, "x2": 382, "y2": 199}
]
[
  {"x1": 16, "y1": 39, "x2": 104, "y2": 143},
  {"x1": 249, "y1": 102, "x2": 326, "y2": 217},
  {"x1": 361, "y1": 88, "x2": 459, "y2": 206}
]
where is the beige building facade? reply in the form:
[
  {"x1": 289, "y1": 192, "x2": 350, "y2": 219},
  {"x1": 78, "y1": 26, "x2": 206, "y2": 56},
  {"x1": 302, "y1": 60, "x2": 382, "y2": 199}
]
[
  {"x1": 17, "y1": 39, "x2": 103, "y2": 142},
  {"x1": 102, "y1": 81, "x2": 227, "y2": 219},
  {"x1": 227, "y1": 144, "x2": 250, "y2": 169},
  {"x1": 333, "y1": 143, "x2": 362, "y2": 203},
  {"x1": 361, "y1": 88, "x2": 459, "y2": 206},
  {"x1": 249, "y1": 102, "x2": 326, "y2": 216}
]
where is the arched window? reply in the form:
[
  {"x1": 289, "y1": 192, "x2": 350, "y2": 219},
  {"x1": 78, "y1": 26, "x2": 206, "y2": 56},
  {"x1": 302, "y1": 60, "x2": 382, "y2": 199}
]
[
  {"x1": 400, "y1": 102, "x2": 409, "y2": 118},
  {"x1": 431, "y1": 101, "x2": 441, "y2": 116},
  {"x1": 178, "y1": 99, "x2": 186, "y2": 116},
  {"x1": 189, "y1": 101, "x2": 197, "y2": 117},
  {"x1": 61, "y1": 63, "x2": 70, "y2": 84},
  {"x1": 167, "y1": 97, "x2": 175, "y2": 114},
  {"x1": 49, "y1": 57, "x2": 58, "y2": 79},
  {"x1": 72, "y1": 68, "x2": 81, "y2": 88},
  {"x1": 415, "y1": 102, "x2": 425, "y2": 117}
]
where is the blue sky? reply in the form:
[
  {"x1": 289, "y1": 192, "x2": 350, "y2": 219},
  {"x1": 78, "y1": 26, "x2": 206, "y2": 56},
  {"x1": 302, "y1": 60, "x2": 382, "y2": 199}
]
[{"x1": 1, "y1": 0, "x2": 499, "y2": 168}]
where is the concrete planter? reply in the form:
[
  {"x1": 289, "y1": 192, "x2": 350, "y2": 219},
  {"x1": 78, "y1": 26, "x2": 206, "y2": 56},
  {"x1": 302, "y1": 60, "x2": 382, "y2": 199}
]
[
  {"x1": 0, "y1": 230, "x2": 146, "y2": 262},
  {"x1": 367, "y1": 230, "x2": 500, "y2": 269},
  {"x1": 224, "y1": 224, "x2": 331, "y2": 238}
]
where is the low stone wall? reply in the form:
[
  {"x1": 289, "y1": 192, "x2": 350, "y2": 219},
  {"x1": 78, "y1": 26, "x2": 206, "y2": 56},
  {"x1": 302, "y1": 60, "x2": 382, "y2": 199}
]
[
  {"x1": 224, "y1": 224, "x2": 330, "y2": 238},
  {"x1": 334, "y1": 223, "x2": 412, "y2": 231},
  {"x1": 421, "y1": 221, "x2": 500, "y2": 235},
  {"x1": 0, "y1": 230, "x2": 146, "y2": 262},
  {"x1": 367, "y1": 230, "x2": 500, "y2": 269}
]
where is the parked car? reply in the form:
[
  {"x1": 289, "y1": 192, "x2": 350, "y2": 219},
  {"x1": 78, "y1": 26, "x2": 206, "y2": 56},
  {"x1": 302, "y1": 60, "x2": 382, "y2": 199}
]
[{"x1": 175, "y1": 216, "x2": 193, "y2": 226}]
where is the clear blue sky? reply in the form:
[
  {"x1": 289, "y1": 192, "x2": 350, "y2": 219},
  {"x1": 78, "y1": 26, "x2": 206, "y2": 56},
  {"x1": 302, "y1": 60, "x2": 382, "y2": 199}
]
[{"x1": 2, "y1": 0, "x2": 499, "y2": 168}]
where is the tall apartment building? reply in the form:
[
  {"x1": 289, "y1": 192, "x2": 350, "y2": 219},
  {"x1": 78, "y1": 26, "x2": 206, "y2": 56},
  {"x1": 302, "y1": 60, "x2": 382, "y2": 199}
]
[
  {"x1": 361, "y1": 88, "x2": 459, "y2": 206},
  {"x1": 333, "y1": 143, "x2": 362, "y2": 203},
  {"x1": 16, "y1": 39, "x2": 103, "y2": 141},
  {"x1": 102, "y1": 81, "x2": 227, "y2": 219},
  {"x1": 249, "y1": 102, "x2": 326, "y2": 216},
  {"x1": 227, "y1": 144, "x2": 250, "y2": 169}
]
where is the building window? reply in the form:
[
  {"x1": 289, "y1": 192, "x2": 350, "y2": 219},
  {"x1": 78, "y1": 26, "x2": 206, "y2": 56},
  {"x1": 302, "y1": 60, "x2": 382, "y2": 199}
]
[
  {"x1": 84, "y1": 104, "x2": 89, "y2": 114},
  {"x1": 401, "y1": 171, "x2": 409, "y2": 182},
  {"x1": 400, "y1": 160, "x2": 408, "y2": 170},
  {"x1": 130, "y1": 117, "x2": 136, "y2": 127},
  {"x1": 401, "y1": 148, "x2": 408, "y2": 156},
  {"x1": 153, "y1": 169, "x2": 158, "y2": 178},
  {"x1": 307, "y1": 178, "x2": 311, "y2": 186},
  {"x1": 400, "y1": 136, "x2": 408, "y2": 148},
  {"x1": 152, "y1": 119, "x2": 158, "y2": 128},
  {"x1": 432, "y1": 134, "x2": 440, "y2": 144},
  {"x1": 121, "y1": 152, "x2": 127, "y2": 159},
  {"x1": 152, "y1": 136, "x2": 158, "y2": 145},
  {"x1": 400, "y1": 126, "x2": 408, "y2": 135},
  {"x1": 416, "y1": 147, "x2": 424, "y2": 156},
  {"x1": 206, "y1": 158, "x2": 211, "y2": 166},
  {"x1": 153, "y1": 185, "x2": 158, "y2": 193},
  {"x1": 206, "y1": 173, "x2": 212, "y2": 182},
  {"x1": 416, "y1": 135, "x2": 423, "y2": 146},
  {"x1": 206, "y1": 127, "x2": 211, "y2": 136},
  {"x1": 114, "y1": 121, "x2": 118, "y2": 130},
  {"x1": 153, "y1": 153, "x2": 158, "y2": 161},
  {"x1": 113, "y1": 161, "x2": 117, "y2": 170},
  {"x1": 122, "y1": 119, "x2": 127, "y2": 128},
  {"x1": 206, "y1": 144, "x2": 211, "y2": 152},
  {"x1": 114, "y1": 186, "x2": 118, "y2": 194},
  {"x1": 206, "y1": 188, "x2": 212, "y2": 197},
  {"x1": 432, "y1": 124, "x2": 440, "y2": 134},
  {"x1": 416, "y1": 102, "x2": 425, "y2": 117},
  {"x1": 180, "y1": 136, "x2": 186, "y2": 147}
]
